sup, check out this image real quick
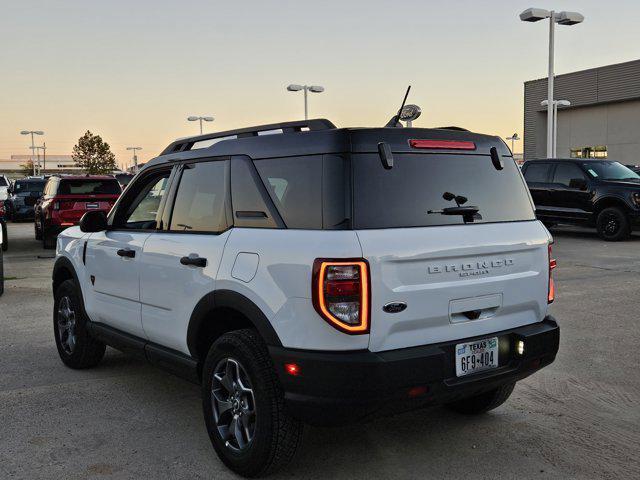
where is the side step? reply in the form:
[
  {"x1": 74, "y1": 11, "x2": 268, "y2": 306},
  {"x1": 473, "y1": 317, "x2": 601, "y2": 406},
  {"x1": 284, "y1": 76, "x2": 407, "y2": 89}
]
[{"x1": 87, "y1": 322, "x2": 200, "y2": 384}]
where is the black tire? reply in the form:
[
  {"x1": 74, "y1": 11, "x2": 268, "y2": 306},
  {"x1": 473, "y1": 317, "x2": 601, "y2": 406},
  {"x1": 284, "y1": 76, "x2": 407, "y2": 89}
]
[
  {"x1": 35, "y1": 216, "x2": 42, "y2": 240},
  {"x1": 596, "y1": 207, "x2": 630, "y2": 241},
  {"x1": 446, "y1": 382, "x2": 515, "y2": 415},
  {"x1": 0, "y1": 245, "x2": 4, "y2": 296},
  {"x1": 53, "y1": 279, "x2": 106, "y2": 369},
  {"x1": 42, "y1": 226, "x2": 56, "y2": 249},
  {"x1": 1, "y1": 221, "x2": 7, "y2": 252},
  {"x1": 202, "y1": 329, "x2": 303, "y2": 477}
]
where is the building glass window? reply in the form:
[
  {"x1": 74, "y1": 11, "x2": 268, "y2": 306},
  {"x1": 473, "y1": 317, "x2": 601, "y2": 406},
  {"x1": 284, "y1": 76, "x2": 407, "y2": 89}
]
[{"x1": 570, "y1": 146, "x2": 607, "y2": 159}]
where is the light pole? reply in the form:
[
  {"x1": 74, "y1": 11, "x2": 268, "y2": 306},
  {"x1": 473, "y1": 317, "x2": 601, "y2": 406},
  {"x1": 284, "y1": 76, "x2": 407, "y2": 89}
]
[
  {"x1": 541, "y1": 99, "x2": 571, "y2": 157},
  {"x1": 187, "y1": 116, "x2": 214, "y2": 135},
  {"x1": 286, "y1": 84, "x2": 324, "y2": 120},
  {"x1": 126, "y1": 147, "x2": 142, "y2": 173},
  {"x1": 505, "y1": 133, "x2": 521, "y2": 154},
  {"x1": 29, "y1": 145, "x2": 46, "y2": 174},
  {"x1": 520, "y1": 8, "x2": 584, "y2": 158},
  {"x1": 20, "y1": 130, "x2": 44, "y2": 175}
]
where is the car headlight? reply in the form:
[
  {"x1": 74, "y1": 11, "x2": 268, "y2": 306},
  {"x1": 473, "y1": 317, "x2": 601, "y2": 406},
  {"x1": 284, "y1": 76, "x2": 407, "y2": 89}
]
[{"x1": 633, "y1": 192, "x2": 640, "y2": 208}]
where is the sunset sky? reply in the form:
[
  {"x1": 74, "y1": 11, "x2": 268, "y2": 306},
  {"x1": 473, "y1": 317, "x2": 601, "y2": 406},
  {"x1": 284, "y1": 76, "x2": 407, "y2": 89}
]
[{"x1": 1, "y1": 0, "x2": 639, "y2": 169}]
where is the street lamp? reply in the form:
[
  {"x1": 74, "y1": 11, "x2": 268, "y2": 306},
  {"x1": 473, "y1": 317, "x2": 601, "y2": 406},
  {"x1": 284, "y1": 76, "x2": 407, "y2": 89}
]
[
  {"x1": 286, "y1": 84, "x2": 325, "y2": 120},
  {"x1": 541, "y1": 99, "x2": 571, "y2": 157},
  {"x1": 519, "y1": 7, "x2": 584, "y2": 158},
  {"x1": 187, "y1": 116, "x2": 214, "y2": 135},
  {"x1": 505, "y1": 133, "x2": 521, "y2": 154},
  {"x1": 126, "y1": 146, "x2": 142, "y2": 173},
  {"x1": 20, "y1": 130, "x2": 44, "y2": 175}
]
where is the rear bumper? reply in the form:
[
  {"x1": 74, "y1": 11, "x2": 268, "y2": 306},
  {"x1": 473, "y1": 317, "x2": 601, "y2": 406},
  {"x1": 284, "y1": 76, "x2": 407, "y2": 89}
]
[{"x1": 270, "y1": 316, "x2": 559, "y2": 425}]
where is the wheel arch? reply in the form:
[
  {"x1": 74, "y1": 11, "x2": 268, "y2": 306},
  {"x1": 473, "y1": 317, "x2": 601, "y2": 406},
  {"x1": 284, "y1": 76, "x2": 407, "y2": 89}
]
[
  {"x1": 187, "y1": 290, "x2": 282, "y2": 362},
  {"x1": 52, "y1": 256, "x2": 80, "y2": 294},
  {"x1": 593, "y1": 196, "x2": 632, "y2": 216}
]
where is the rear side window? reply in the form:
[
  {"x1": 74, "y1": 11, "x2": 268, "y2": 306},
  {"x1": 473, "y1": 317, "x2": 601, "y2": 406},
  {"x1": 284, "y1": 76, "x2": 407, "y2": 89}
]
[
  {"x1": 254, "y1": 156, "x2": 322, "y2": 229},
  {"x1": 352, "y1": 154, "x2": 535, "y2": 229},
  {"x1": 58, "y1": 179, "x2": 121, "y2": 195},
  {"x1": 523, "y1": 163, "x2": 551, "y2": 183},
  {"x1": 253, "y1": 155, "x2": 350, "y2": 229},
  {"x1": 169, "y1": 161, "x2": 229, "y2": 233}
]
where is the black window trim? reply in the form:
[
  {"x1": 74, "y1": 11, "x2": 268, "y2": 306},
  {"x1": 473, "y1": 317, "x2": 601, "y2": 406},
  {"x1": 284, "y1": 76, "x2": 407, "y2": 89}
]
[{"x1": 162, "y1": 156, "x2": 233, "y2": 236}]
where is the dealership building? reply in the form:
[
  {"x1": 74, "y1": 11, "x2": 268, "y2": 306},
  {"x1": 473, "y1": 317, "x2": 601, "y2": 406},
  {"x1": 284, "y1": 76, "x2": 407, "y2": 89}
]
[{"x1": 524, "y1": 59, "x2": 640, "y2": 164}]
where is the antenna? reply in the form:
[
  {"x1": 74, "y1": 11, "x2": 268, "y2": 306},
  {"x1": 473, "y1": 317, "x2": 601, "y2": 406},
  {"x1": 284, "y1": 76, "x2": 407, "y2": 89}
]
[{"x1": 385, "y1": 86, "x2": 411, "y2": 128}]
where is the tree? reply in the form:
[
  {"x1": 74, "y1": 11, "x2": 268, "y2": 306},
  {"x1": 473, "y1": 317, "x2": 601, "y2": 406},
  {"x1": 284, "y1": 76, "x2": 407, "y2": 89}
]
[
  {"x1": 20, "y1": 159, "x2": 34, "y2": 177},
  {"x1": 72, "y1": 131, "x2": 117, "y2": 174}
]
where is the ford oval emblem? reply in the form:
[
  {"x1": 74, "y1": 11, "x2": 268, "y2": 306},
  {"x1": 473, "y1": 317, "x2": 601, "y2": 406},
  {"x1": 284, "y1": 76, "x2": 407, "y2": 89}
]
[{"x1": 383, "y1": 302, "x2": 407, "y2": 314}]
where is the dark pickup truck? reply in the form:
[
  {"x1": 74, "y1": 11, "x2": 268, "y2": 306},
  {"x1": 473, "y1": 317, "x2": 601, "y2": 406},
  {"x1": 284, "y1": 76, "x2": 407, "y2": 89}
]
[{"x1": 522, "y1": 158, "x2": 640, "y2": 241}]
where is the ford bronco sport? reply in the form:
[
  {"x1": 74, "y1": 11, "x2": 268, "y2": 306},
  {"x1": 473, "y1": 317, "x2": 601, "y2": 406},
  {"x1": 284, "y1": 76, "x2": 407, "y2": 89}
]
[{"x1": 52, "y1": 119, "x2": 560, "y2": 477}]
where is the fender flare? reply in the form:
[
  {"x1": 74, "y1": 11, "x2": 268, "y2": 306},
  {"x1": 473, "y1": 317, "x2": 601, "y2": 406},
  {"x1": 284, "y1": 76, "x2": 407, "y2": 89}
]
[
  {"x1": 186, "y1": 289, "x2": 283, "y2": 358},
  {"x1": 52, "y1": 256, "x2": 82, "y2": 293}
]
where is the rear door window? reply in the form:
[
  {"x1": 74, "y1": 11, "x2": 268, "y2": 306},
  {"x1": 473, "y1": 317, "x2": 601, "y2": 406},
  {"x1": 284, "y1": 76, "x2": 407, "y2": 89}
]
[
  {"x1": 169, "y1": 161, "x2": 230, "y2": 233},
  {"x1": 523, "y1": 163, "x2": 552, "y2": 183},
  {"x1": 352, "y1": 153, "x2": 535, "y2": 229}
]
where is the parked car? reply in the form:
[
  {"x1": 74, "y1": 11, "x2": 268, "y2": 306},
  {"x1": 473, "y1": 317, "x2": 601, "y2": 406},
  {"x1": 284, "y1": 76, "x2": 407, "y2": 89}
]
[
  {"x1": 53, "y1": 119, "x2": 559, "y2": 477},
  {"x1": 522, "y1": 158, "x2": 640, "y2": 241},
  {"x1": 35, "y1": 175, "x2": 121, "y2": 248},
  {"x1": 0, "y1": 174, "x2": 10, "y2": 200},
  {"x1": 5, "y1": 177, "x2": 48, "y2": 221}
]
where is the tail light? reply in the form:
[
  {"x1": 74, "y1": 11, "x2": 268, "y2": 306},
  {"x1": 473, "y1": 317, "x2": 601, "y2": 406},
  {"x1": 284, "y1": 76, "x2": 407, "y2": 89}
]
[
  {"x1": 548, "y1": 242, "x2": 557, "y2": 303},
  {"x1": 312, "y1": 259, "x2": 370, "y2": 334}
]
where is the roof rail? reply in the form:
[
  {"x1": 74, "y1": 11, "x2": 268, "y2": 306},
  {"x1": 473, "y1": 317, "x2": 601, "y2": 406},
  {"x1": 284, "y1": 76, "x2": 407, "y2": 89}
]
[
  {"x1": 435, "y1": 126, "x2": 470, "y2": 132},
  {"x1": 160, "y1": 118, "x2": 336, "y2": 156}
]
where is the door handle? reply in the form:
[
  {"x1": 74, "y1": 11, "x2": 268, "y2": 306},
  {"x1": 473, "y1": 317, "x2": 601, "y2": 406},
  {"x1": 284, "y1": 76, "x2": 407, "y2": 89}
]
[
  {"x1": 117, "y1": 248, "x2": 136, "y2": 258},
  {"x1": 180, "y1": 256, "x2": 207, "y2": 267}
]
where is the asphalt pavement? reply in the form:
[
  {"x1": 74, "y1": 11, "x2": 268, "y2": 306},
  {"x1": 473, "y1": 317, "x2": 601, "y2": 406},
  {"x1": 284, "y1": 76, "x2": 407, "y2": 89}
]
[{"x1": 1, "y1": 222, "x2": 639, "y2": 479}]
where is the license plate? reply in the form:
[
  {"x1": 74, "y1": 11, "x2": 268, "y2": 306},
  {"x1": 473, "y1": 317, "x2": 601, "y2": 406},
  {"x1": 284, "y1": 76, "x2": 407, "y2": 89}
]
[
  {"x1": 86, "y1": 202, "x2": 99, "y2": 209},
  {"x1": 455, "y1": 337, "x2": 498, "y2": 377}
]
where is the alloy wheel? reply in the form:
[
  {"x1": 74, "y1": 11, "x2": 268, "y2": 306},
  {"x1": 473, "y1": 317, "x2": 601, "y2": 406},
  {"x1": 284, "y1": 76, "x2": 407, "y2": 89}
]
[
  {"x1": 211, "y1": 357, "x2": 257, "y2": 452},
  {"x1": 57, "y1": 296, "x2": 77, "y2": 355},
  {"x1": 603, "y1": 213, "x2": 620, "y2": 236}
]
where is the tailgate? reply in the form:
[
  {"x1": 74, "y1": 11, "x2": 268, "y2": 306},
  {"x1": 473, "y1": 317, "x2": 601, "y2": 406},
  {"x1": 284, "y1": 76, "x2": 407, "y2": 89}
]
[{"x1": 357, "y1": 221, "x2": 551, "y2": 352}]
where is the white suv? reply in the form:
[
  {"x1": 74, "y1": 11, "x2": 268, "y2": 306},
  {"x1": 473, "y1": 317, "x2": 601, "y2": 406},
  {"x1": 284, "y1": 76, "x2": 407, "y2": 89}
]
[{"x1": 52, "y1": 119, "x2": 560, "y2": 477}]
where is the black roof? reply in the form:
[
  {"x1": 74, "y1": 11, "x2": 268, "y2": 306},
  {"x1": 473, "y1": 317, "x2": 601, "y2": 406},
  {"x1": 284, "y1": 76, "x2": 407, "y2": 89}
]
[{"x1": 145, "y1": 119, "x2": 512, "y2": 170}]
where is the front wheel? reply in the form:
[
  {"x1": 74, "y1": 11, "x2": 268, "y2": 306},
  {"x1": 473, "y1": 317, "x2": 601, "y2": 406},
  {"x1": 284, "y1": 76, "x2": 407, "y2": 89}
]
[
  {"x1": 53, "y1": 279, "x2": 106, "y2": 369},
  {"x1": 446, "y1": 382, "x2": 515, "y2": 415},
  {"x1": 596, "y1": 207, "x2": 630, "y2": 241},
  {"x1": 202, "y1": 329, "x2": 303, "y2": 477},
  {"x1": 35, "y1": 216, "x2": 42, "y2": 240}
]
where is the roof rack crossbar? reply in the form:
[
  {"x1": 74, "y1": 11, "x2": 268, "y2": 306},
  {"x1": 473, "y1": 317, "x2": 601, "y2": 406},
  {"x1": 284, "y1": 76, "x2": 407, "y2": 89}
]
[{"x1": 160, "y1": 118, "x2": 336, "y2": 155}]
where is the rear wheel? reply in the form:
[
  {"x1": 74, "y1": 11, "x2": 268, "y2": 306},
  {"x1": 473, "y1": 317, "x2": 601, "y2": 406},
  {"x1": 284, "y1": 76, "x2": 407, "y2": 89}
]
[
  {"x1": 42, "y1": 222, "x2": 56, "y2": 249},
  {"x1": 202, "y1": 329, "x2": 303, "y2": 477},
  {"x1": 446, "y1": 382, "x2": 515, "y2": 415},
  {"x1": 596, "y1": 207, "x2": 630, "y2": 241},
  {"x1": 53, "y1": 279, "x2": 106, "y2": 368}
]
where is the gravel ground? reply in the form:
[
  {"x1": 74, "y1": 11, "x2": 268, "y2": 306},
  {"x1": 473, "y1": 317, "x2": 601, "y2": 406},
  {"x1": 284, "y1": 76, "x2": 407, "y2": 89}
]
[{"x1": 1, "y1": 221, "x2": 639, "y2": 480}]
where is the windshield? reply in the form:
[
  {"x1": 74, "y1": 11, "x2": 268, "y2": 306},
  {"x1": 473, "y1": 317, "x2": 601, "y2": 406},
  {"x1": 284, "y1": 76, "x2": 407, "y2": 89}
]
[
  {"x1": 352, "y1": 153, "x2": 535, "y2": 228},
  {"x1": 582, "y1": 161, "x2": 640, "y2": 181},
  {"x1": 58, "y1": 179, "x2": 121, "y2": 195},
  {"x1": 14, "y1": 180, "x2": 46, "y2": 195}
]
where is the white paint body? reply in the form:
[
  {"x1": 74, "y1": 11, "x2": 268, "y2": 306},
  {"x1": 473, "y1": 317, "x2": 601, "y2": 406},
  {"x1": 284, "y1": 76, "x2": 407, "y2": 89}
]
[{"x1": 57, "y1": 218, "x2": 551, "y2": 355}]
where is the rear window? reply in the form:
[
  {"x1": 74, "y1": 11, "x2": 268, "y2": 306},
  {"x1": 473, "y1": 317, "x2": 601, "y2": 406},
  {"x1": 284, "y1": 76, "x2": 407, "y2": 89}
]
[
  {"x1": 0, "y1": 177, "x2": 8, "y2": 187},
  {"x1": 14, "y1": 180, "x2": 46, "y2": 194},
  {"x1": 58, "y1": 179, "x2": 121, "y2": 195},
  {"x1": 352, "y1": 154, "x2": 535, "y2": 229}
]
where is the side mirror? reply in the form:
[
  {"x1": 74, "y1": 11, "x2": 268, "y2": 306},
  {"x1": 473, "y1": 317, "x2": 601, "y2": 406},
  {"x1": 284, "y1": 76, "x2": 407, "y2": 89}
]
[
  {"x1": 569, "y1": 178, "x2": 588, "y2": 190},
  {"x1": 79, "y1": 210, "x2": 108, "y2": 233}
]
